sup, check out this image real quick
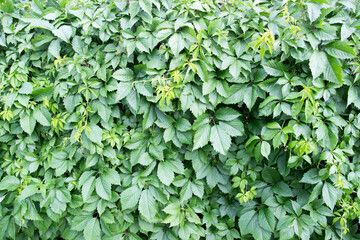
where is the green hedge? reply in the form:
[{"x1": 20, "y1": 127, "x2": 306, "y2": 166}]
[{"x1": 1, "y1": 0, "x2": 360, "y2": 239}]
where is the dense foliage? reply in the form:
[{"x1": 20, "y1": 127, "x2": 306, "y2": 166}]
[{"x1": 0, "y1": 0, "x2": 360, "y2": 239}]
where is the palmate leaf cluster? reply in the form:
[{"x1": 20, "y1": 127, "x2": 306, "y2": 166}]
[{"x1": 0, "y1": 0, "x2": 360, "y2": 239}]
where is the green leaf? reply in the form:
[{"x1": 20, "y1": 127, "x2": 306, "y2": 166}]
[
  {"x1": 157, "y1": 161, "x2": 174, "y2": 186},
  {"x1": 113, "y1": 68, "x2": 134, "y2": 81},
  {"x1": 262, "y1": 167, "x2": 280, "y2": 183},
  {"x1": 196, "y1": 61, "x2": 209, "y2": 82},
  {"x1": 261, "y1": 141, "x2": 271, "y2": 159},
  {"x1": 19, "y1": 82, "x2": 33, "y2": 94},
  {"x1": 71, "y1": 215, "x2": 92, "y2": 231},
  {"x1": 223, "y1": 85, "x2": 245, "y2": 104},
  {"x1": 85, "y1": 123, "x2": 103, "y2": 145},
  {"x1": 219, "y1": 119, "x2": 244, "y2": 137},
  {"x1": 347, "y1": 85, "x2": 358, "y2": 106},
  {"x1": 300, "y1": 169, "x2": 321, "y2": 184},
  {"x1": 322, "y1": 182, "x2": 337, "y2": 210},
  {"x1": 18, "y1": 185, "x2": 38, "y2": 201},
  {"x1": 25, "y1": 200, "x2": 42, "y2": 220},
  {"x1": 52, "y1": 25, "x2": 72, "y2": 43},
  {"x1": 262, "y1": 60, "x2": 285, "y2": 76},
  {"x1": 291, "y1": 200, "x2": 302, "y2": 216},
  {"x1": 210, "y1": 125, "x2": 231, "y2": 155},
  {"x1": 314, "y1": 26, "x2": 337, "y2": 41},
  {"x1": 139, "y1": 0, "x2": 152, "y2": 15},
  {"x1": 121, "y1": 185, "x2": 141, "y2": 210},
  {"x1": 243, "y1": 86, "x2": 258, "y2": 110},
  {"x1": 72, "y1": 36, "x2": 86, "y2": 55},
  {"x1": 221, "y1": 56, "x2": 235, "y2": 70},
  {"x1": 48, "y1": 39, "x2": 61, "y2": 57},
  {"x1": 207, "y1": 19, "x2": 221, "y2": 35},
  {"x1": 138, "y1": 189, "x2": 158, "y2": 222},
  {"x1": 305, "y1": 100, "x2": 312, "y2": 120},
  {"x1": 142, "y1": 105, "x2": 156, "y2": 129},
  {"x1": 306, "y1": 3, "x2": 321, "y2": 22},
  {"x1": 308, "y1": 182, "x2": 323, "y2": 202},
  {"x1": 82, "y1": 176, "x2": 96, "y2": 201},
  {"x1": 129, "y1": 1, "x2": 140, "y2": 18},
  {"x1": 215, "y1": 107, "x2": 240, "y2": 121},
  {"x1": 29, "y1": 19, "x2": 54, "y2": 31},
  {"x1": 84, "y1": 218, "x2": 101, "y2": 240},
  {"x1": 308, "y1": 0, "x2": 328, "y2": 4},
  {"x1": 191, "y1": 181, "x2": 204, "y2": 198},
  {"x1": 180, "y1": 181, "x2": 192, "y2": 202},
  {"x1": 216, "y1": 80, "x2": 229, "y2": 97},
  {"x1": 190, "y1": 1, "x2": 205, "y2": 11},
  {"x1": 34, "y1": 106, "x2": 51, "y2": 126},
  {"x1": 175, "y1": 118, "x2": 191, "y2": 132},
  {"x1": 0, "y1": 0, "x2": 14, "y2": 13},
  {"x1": 2, "y1": 3, "x2": 359, "y2": 239},
  {"x1": 273, "y1": 182, "x2": 293, "y2": 197},
  {"x1": 193, "y1": 124, "x2": 211, "y2": 150},
  {"x1": 163, "y1": 202, "x2": 180, "y2": 215},
  {"x1": 323, "y1": 54, "x2": 342, "y2": 84},
  {"x1": 116, "y1": 82, "x2": 132, "y2": 101},
  {"x1": 229, "y1": 60, "x2": 246, "y2": 79},
  {"x1": 104, "y1": 169, "x2": 121, "y2": 185},
  {"x1": 169, "y1": 33, "x2": 185, "y2": 56},
  {"x1": 309, "y1": 50, "x2": 327, "y2": 79},
  {"x1": 239, "y1": 210, "x2": 257, "y2": 235},
  {"x1": 139, "y1": 152, "x2": 154, "y2": 166},
  {"x1": 258, "y1": 208, "x2": 275, "y2": 232},
  {"x1": 341, "y1": 24, "x2": 356, "y2": 41},
  {"x1": 95, "y1": 176, "x2": 111, "y2": 200},
  {"x1": 325, "y1": 41, "x2": 356, "y2": 59},
  {"x1": 20, "y1": 112, "x2": 36, "y2": 135},
  {"x1": 163, "y1": 125, "x2": 175, "y2": 142},
  {"x1": 0, "y1": 176, "x2": 20, "y2": 191}
]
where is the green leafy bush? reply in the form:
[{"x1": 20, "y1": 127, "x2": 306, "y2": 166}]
[{"x1": 0, "y1": 0, "x2": 360, "y2": 239}]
